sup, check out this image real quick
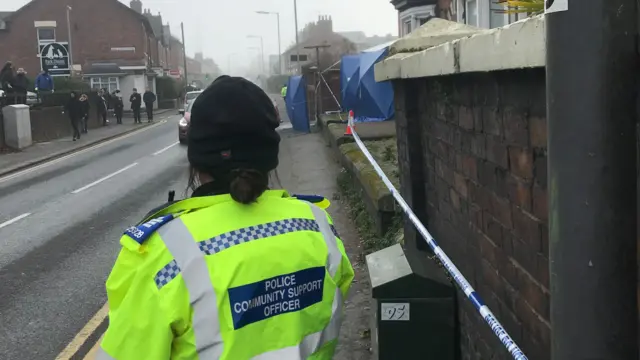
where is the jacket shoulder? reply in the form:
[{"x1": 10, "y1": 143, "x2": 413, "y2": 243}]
[
  {"x1": 123, "y1": 213, "x2": 176, "y2": 245},
  {"x1": 290, "y1": 194, "x2": 331, "y2": 209}
]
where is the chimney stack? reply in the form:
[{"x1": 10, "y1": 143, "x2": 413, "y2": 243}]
[{"x1": 130, "y1": 0, "x2": 142, "y2": 14}]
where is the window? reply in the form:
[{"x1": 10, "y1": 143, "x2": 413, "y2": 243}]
[
  {"x1": 419, "y1": 17, "x2": 429, "y2": 26},
  {"x1": 403, "y1": 20, "x2": 412, "y2": 36},
  {"x1": 90, "y1": 77, "x2": 119, "y2": 93},
  {"x1": 465, "y1": 0, "x2": 478, "y2": 26},
  {"x1": 489, "y1": 0, "x2": 508, "y2": 28},
  {"x1": 37, "y1": 28, "x2": 55, "y2": 43}
]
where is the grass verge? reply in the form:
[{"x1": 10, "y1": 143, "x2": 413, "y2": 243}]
[{"x1": 334, "y1": 137, "x2": 404, "y2": 256}]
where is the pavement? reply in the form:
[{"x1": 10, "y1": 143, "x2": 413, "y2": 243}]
[
  {"x1": 0, "y1": 108, "x2": 179, "y2": 177},
  {"x1": 0, "y1": 95, "x2": 371, "y2": 360}
]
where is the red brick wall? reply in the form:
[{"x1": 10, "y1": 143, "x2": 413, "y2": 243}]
[
  {"x1": 168, "y1": 39, "x2": 184, "y2": 73},
  {"x1": 395, "y1": 69, "x2": 551, "y2": 359},
  {"x1": 0, "y1": 0, "x2": 153, "y2": 75}
]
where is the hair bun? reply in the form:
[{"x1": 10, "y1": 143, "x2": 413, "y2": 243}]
[{"x1": 229, "y1": 169, "x2": 268, "y2": 204}]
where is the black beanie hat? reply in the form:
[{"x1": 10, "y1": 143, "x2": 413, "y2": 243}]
[{"x1": 187, "y1": 76, "x2": 280, "y2": 178}]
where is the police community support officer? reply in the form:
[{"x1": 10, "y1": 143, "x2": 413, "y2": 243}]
[{"x1": 96, "y1": 76, "x2": 355, "y2": 360}]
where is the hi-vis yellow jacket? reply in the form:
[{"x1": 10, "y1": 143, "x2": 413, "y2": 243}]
[{"x1": 96, "y1": 190, "x2": 354, "y2": 360}]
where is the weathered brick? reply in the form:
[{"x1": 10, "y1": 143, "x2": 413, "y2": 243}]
[
  {"x1": 532, "y1": 184, "x2": 548, "y2": 222},
  {"x1": 454, "y1": 172, "x2": 469, "y2": 198},
  {"x1": 486, "y1": 135, "x2": 509, "y2": 169},
  {"x1": 514, "y1": 259, "x2": 550, "y2": 319},
  {"x1": 471, "y1": 134, "x2": 487, "y2": 159},
  {"x1": 512, "y1": 205, "x2": 542, "y2": 246},
  {"x1": 529, "y1": 115, "x2": 547, "y2": 148},
  {"x1": 407, "y1": 70, "x2": 551, "y2": 360},
  {"x1": 507, "y1": 174, "x2": 533, "y2": 212},
  {"x1": 482, "y1": 214, "x2": 504, "y2": 247},
  {"x1": 459, "y1": 154, "x2": 478, "y2": 182},
  {"x1": 512, "y1": 237, "x2": 537, "y2": 277},
  {"x1": 469, "y1": 203, "x2": 483, "y2": 230},
  {"x1": 503, "y1": 107, "x2": 529, "y2": 146},
  {"x1": 434, "y1": 119, "x2": 455, "y2": 145},
  {"x1": 491, "y1": 193, "x2": 513, "y2": 228},
  {"x1": 469, "y1": 181, "x2": 492, "y2": 212},
  {"x1": 536, "y1": 253, "x2": 550, "y2": 289},
  {"x1": 459, "y1": 106, "x2": 474, "y2": 130},
  {"x1": 533, "y1": 148, "x2": 548, "y2": 187},
  {"x1": 473, "y1": 107, "x2": 483, "y2": 132},
  {"x1": 435, "y1": 158, "x2": 454, "y2": 185},
  {"x1": 508, "y1": 147, "x2": 534, "y2": 179},
  {"x1": 450, "y1": 188, "x2": 461, "y2": 210},
  {"x1": 483, "y1": 107, "x2": 503, "y2": 136}
]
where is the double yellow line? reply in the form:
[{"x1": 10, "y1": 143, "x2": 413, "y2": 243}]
[{"x1": 55, "y1": 303, "x2": 108, "y2": 360}]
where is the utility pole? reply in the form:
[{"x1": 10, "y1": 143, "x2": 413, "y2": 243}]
[
  {"x1": 181, "y1": 22, "x2": 188, "y2": 86},
  {"x1": 293, "y1": 0, "x2": 301, "y2": 74},
  {"x1": 304, "y1": 44, "x2": 330, "y2": 120},
  {"x1": 546, "y1": 0, "x2": 638, "y2": 359},
  {"x1": 66, "y1": 5, "x2": 73, "y2": 75},
  {"x1": 276, "y1": 12, "x2": 281, "y2": 74},
  {"x1": 255, "y1": 11, "x2": 282, "y2": 74}
]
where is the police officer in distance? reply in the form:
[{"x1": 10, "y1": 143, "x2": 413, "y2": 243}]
[{"x1": 96, "y1": 75, "x2": 354, "y2": 360}]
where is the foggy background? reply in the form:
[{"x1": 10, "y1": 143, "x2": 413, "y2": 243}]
[{"x1": 8, "y1": 0, "x2": 399, "y2": 74}]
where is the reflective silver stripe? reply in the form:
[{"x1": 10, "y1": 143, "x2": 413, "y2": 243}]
[
  {"x1": 308, "y1": 203, "x2": 342, "y2": 278},
  {"x1": 250, "y1": 287, "x2": 344, "y2": 360},
  {"x1": 95, "y1": 346, "x2": 116, "y2": 360},
  {"x1": 157, "y1": 218, "x2": 223, "y2": 359}
]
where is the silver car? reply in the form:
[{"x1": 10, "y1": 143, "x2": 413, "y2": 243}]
[{"x1": 179, "y1": 90, "x2": 202, "y2": 114}]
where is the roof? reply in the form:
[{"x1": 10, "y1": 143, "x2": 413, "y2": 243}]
[
  {"x1": 0, "y1": 11, "x2": 13, "y2": 20},
  {"x1": 1, "y1": 0, "x2": 155, "y2": 36},
  {"x1": 283, "y1": 32, "x2": 354, "y2": 55},
  {"x1": 145, "y1": 13, "x2": 163, "y2": 40},
  {"x1": 390, "y1": 0, "x2": 437, "y2": 11},
  {"x1": 83, "y1": 63, "x2": 126, "y2": 76}
]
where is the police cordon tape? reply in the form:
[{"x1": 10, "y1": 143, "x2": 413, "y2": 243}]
[{"x1": 346, "y1": 123, "x2": 528, "y2": 360}]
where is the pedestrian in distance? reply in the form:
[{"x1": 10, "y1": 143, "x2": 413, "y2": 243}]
[
  {"x1": 65, "y1": 91, "x2": 82, "y2": 141},
  {"x1": 97, "y1": 89, "x2": 108, "y2": 126},
  {"x1": 34, "y1": 67, "x2": 54, "y2": 102},
  {"x1": 96, "y1": 76, "x2": 355, "y2": 359},
  {"x1": 143, "y1": 87, "x2": 156, "y2": 122},
  {"x1": 0, "y1": 61, "x2": 16, "y2": 105},
  {"x1": 112, "y1": 90, "x2": 124, "y2": 125},
  {"x1": 13, "y1": 68, "x2": 28, "y2": 105},
  {"x1": 129, "y1": 88, "x2": 142, "y2": 124},
  {"x1": 78, "y1": 93, "x2": 90, "y2": 133}
]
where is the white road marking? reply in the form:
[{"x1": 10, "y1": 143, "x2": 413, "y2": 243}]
[
  {"x1": 71, "y1": 163, "x2": 138, "y2": 194},
  {"x1": 55, "y1": 302, "x2": 109, "y2": 360},
  {"x1": 153, "y1": 141, "x2": 179, "y2": 156},
  {"x1": 0, "y1": 119, "x2": 169, "y2": 185},
  {"x1": 0, "y1": 213, "x2": 31, "y2": 229}
]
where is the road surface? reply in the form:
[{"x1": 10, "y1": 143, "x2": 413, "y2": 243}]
[{"x1": 0, "y1": 97, "x2": 294, "y2": 360}]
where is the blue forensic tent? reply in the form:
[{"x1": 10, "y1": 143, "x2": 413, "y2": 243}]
[
  {"x1": 356, "y1": 42, "x2": 395, "y2": 122},
  {"x1": 340, "y1": 54, "x2": 360, "y2": 113},
  {"x1": 285, "y1": 75, "x2": 310, "y2": 133}
]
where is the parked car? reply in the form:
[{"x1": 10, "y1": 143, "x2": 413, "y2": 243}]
[
  {"x1": 179, "y1": 90, "x2": 202, "y2": 114},
  {"x1": 0, "y1": 90, "x2": 39, "y2": 106},
  {"x1": 178, "y1": 98, "x2": 196, "y2": 144}
]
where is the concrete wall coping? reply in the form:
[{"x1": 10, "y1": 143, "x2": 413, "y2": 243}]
[{"x1": 375, "y1": 14, "x2": 545, "y2": 81}]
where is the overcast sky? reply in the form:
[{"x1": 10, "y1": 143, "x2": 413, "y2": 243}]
[{"x1": 9, "y1": 0, "x2": 398, "y2": 73}]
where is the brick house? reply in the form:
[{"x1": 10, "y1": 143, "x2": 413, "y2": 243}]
[
  {"x1": 282, "y1": 15, "x2": 357, "y2": 74},
  {"x1": 390, "y1": 0, "x2": 529, "y2": 34},
  {"x1": 0, "y1": 0, "x2": 182, "y2": 107}
]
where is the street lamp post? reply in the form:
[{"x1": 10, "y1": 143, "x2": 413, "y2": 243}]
[
  {"x1": 255, "y1": 11, "x2": 282, "y2": 75},
  {"x1": 66, "y1": 5, "x2": 73, "y2": 73},
  {"x1": 293, "y1": 0, "x2": 300, "y2": 74},
  {"x1": 247, "y1": 35, "x2": 265, "y2": 75}
]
